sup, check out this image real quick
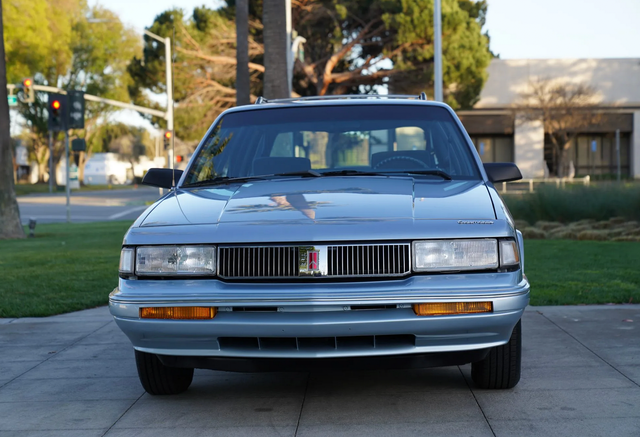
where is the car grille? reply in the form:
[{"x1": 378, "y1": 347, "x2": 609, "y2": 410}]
[
  {"x1": 217, "y1": 243, "x2": 411, "y2": 279},
  {"x1": 218, "y1": 246, "x2": 300, "y2": 278},
  {"x1": 327, "y1": 244, "x2": 410, "y2": 277},
  {"x1": 218, "y1": 335, "x2": 415, "y2": 352}
]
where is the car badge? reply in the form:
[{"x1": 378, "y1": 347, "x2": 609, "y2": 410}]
[
  {"x1": 458, "y1": 220, "x2": 494, "y2": 225},
  {"x1": 299, "y1": 246, "x2": 323, "y2": 276},
  {"x1": 307, "y1": 251, "x2": 319, "y2": 271}
]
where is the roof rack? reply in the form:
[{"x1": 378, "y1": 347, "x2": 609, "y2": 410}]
[{"x1": 254, "y1": 92, "x2": 428, "y2": 104}]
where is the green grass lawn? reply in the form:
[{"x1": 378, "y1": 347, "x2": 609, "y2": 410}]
[
  {"x1": 0, "y1": 223, "x2": 638, "y2": 317},
  {"x1": 525, "y1": 240, "x2": 640, "y2": 305},
  {"x1": 0, "y1": 221, "x2": 131, "y2": 318}
]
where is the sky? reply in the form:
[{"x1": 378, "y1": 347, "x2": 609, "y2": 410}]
[{"x1": 91, "y1": 0, "x2": 640, "y2": 59}]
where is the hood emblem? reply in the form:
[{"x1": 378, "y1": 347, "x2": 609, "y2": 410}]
[
  {"x1": 299, "y1": 246, "x2": 325, "y2": 276},
  {"x1": 307, "y1": 251, "x2": 319, "y2": 271}
]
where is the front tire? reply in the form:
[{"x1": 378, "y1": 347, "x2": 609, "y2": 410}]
[
  {"x1": 471, "y1": 320, "x2": 521, "y2": 389},
  {"x1": 135, "y1": 350, "x2": 194, "y2": 395}
]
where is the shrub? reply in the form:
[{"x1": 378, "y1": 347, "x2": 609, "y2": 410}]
[
  {"x1": 573, "y1": 219, "x2": 597, "y2": 226},
  {"x1": 608, "y1": 217, "x2": 627, "y2": 224},
  {"x1": 612, "y1": 236, "x2": 640, "y2": 242},
  {"x1": 592, "y1": 221, "x2": 612, "y2": 230},
  {"x1": 522, "y1": 227, "x2": 547, "y2": 239},
  {"x1": 565, "y1": 223, "x2": 593, "y2": 233},
  {"x1": 577, "y1": 230, "x2": 610, "y2": 241},
  {"x1": 534, "y1": 220, "x2": 563, "y2": 231},
  {"x1": 504, "y1": 184, "x2": 640, "y2": 224},
  {"x1": 547, "y1": 228, "x2": 578, "y2": 240}
]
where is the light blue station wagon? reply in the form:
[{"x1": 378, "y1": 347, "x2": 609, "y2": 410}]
[{"x1": 110, "y1": 95, "x2": 530, "y2": 395}]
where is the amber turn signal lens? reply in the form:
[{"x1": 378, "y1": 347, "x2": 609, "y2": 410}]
[
  {"x1": 413, "y1": 302, "x2": 492, "y2": 316},
  {"x1": 140, "y1": 307, "x2": 217, "y2": 320}
]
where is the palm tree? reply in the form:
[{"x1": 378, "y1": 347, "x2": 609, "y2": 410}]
[
  {"x1": 235, "y1": 0, "x2": 250, "y2": 105},
  {"x1": 262, "y1": 0, "x2": 289, "y2": 99},
  {"x1": 0, "y1": 0, "x2": 26, "y2": 239}
]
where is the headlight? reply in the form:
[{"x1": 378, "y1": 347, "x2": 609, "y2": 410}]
[
  {"x1": 413, "y1": 239, "x2": 498, "y2": 272},
  {"x1": 135, "y1": 246, "x2": 216, "y2": 275}
]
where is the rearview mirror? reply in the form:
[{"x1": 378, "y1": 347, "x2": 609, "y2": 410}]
[
  {"x1": 142, "y1": 168, "x2": 184, "y2": 189},
  {"x1": 483, "y1": 163, "x2": 522, "y2": 183}
]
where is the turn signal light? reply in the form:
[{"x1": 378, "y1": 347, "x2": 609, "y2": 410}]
[
  {"x1": 413, "y1": 302, "x2": 493, "y2": 316},
  {"x1": 140, "y1": 307, "x2": 217, "y2": 320}
]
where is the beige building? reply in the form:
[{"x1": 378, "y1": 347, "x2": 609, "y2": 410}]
[{"x1": 458, "y1": 58, "x2": 640, "y2": 179}]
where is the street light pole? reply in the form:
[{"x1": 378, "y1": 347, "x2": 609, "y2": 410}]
[{"x1": 433, "y1": 0, "x2": 443, "y2": 102}]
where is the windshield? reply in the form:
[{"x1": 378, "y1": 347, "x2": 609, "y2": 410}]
[{"x1": 183, "y1": 105, "x2": 480, "y2": 185}]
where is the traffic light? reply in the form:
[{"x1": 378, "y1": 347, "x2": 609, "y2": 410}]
[
  {"x1": 163, "y1": 130, "x2": 172, "y2": 149},
  {"x1": 175, "y1": 155, "x2": 184, "y2": 163},
  {"x1": 48, "y1": 93, "x2": 68, "y2": 132},
  {"x1": 22, "y1": 78, "x2": 35, "y2": 103},
  {"x1": 67, "y1": 90, "x2": 85, "y2": 129}
]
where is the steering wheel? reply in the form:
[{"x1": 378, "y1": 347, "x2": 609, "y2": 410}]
[{"x1": 373, "y1": 156, "x2": 429, "y2": 170}]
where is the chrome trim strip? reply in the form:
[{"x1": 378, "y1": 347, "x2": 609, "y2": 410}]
[{"x1": 109, "y1": 287, "x2": 530, "y2": 306}]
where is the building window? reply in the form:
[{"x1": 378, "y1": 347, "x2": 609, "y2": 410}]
[
  {"x1": 545, "y1": 133, "x2": 630, "y2": 177},
  {"x1": 470, "y1": 136, "x2": 514, "y2": 163}
]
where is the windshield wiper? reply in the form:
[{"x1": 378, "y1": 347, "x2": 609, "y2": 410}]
[
  {"x1": 183, "y1": 170, "x2": 321, "y2": 188},
  {"x1": 400, "y1": 170, "x2": 453, "y2": 180},
  {"x1": 272, "y1": 170, "x2": 322, "y2": 178},
  {"x1": 321, "y1": 169, "x2": 387, "y2": 177},
  {"x1": 182, "y1": 175, "x2": 267, "y2": 188}
]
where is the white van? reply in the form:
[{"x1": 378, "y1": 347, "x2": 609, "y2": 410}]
[{"x1": 83, "y1": 153, "x2": 134, "y2": 185}]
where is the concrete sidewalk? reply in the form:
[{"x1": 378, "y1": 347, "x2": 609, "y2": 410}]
[{"x1": 0, "y1": 305, "x2": 638, "y2": 436}]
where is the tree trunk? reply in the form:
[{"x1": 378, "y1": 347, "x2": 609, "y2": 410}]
[
  {"x1": 78, "y1": 151, "x2": 86, "y2": 184},
  {"x1": 235, "y1": 0, "x2": 251, "y2": 105},
  {"x1": 0, "y1": 0, "x2": 26, "y2": 239},
  {"x1": 262, "y1": 0, "x2": 290, "y2": 99},
  {"x1": 556, "y1": 147, "x2": 566, "y2": 178},
  {"x1": 34, "y1": 142, "x2": 49, "y2": 183}
]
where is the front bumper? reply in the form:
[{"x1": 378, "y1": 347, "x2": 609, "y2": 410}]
[{"x1": 109, "y1": 272, "x2": 529, "y2": 359}]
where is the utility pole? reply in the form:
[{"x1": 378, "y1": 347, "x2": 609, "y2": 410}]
[
  {"x1": 65, "y1": 130, "x2": 70, "y2": 223},
  {"x1": 263, "y1": 0, "x2": 290, "y2": 99},
  {"x1": 48, "y1": 131, "x2": 53, "y2": 193},
  {"x1": 433, "y1": 0, "x2": 443, "y2": 102}
]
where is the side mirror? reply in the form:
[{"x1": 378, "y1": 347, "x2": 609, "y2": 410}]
[
  {"x1": 141, "y1": 168, "x2": 184, "y2": 189},
  {"x1": 483, "y1": 163, "x2": 522, "y2": 183}
]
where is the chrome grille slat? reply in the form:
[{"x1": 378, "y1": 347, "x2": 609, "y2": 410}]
[
  {"x1": 326, "y1": 243, "x2": 410, "y2": 278},
  {"x1": 218, "y1": 243, "x2": 410, "y2": 279}
]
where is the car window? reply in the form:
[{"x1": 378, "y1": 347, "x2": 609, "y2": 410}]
[{"x1": 183, "y1": 105, "x2": 480, "y2": 184}]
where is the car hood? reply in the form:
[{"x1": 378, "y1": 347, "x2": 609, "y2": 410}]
[{"x1": 140, "y1": 177, "x2": 495, "y2": 227}]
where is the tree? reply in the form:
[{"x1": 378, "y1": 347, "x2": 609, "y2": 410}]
[
  {"x1": 5, "y1": 1, "x2": 140, "y2": 185},
  {"x1": 0, "y1": 0, "x2": 25, "y2": 239},
  {"x1": 262, "y1": 0, "x2": 289, "y2": 99},
  {"x1": 291, "y1": 0, "x2": 491, "y2": 106},
  {"x1": 129, "y1": 0, "x2": 492, "y2": 142},
  {"x1": 128, "y1": 7, "x2": 266, "y2": 142},
  {"x1": 516, "y1": 78, "x2": 602, "y2": 177}
]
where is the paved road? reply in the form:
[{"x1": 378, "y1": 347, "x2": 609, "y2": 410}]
[
  {"x1": 0, "y1": 305, "x2": 639, "y2": 436},
  {"x1": 17, "y1": 187, "x2": 163, "y2": 225}
]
